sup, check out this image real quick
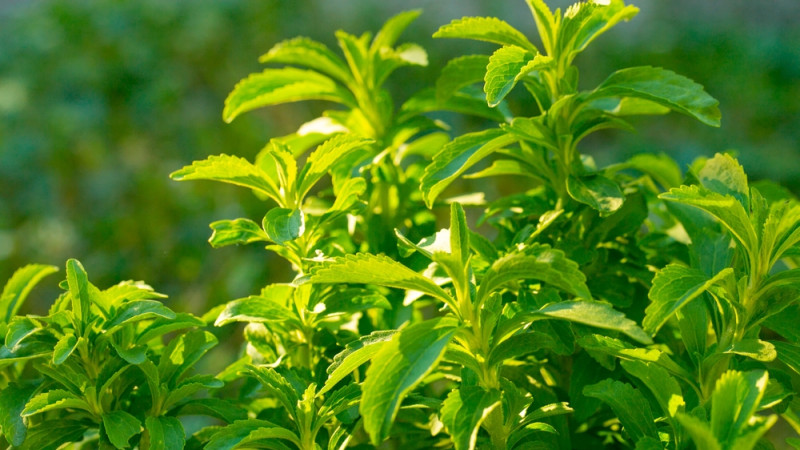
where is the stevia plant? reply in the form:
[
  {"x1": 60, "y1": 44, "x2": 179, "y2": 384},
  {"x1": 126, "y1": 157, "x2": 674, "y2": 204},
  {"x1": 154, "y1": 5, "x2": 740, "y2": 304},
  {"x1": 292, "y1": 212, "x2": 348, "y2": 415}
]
[
  {"x1": 0, "y1": 259, "x2": 237, "y2": 449},
  {"x1": 2, "y1": 0, "x2": 800, "y2": 449}
]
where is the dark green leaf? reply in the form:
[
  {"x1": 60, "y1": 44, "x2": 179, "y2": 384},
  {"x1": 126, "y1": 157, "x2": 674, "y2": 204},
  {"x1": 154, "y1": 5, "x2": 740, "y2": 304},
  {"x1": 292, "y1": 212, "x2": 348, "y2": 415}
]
[
  {"x1": 440, "y1": 387, "x2": 501, "y2": 450},
  {"x1": 205, "y1": 419, "x2": 300, "y2": 450},
  {"x1": 16, "y1": 420, "x2": 85, "y2": 450},
  {"x1": 103, "y1": 410, "x2": 141, "y2": 449},
  {"x1": 771, "y1": 341, "x2": 800, "y2": 375},
  {"x1": 144, "y1": 416, "x2": 185, "y2": 450},
  {"x1": 0, "y1": 383, "x2": 35, "y2": 446},
  {"x1": 535, "y1": 301, "x2": 652, "y2": 345},
  {"x1": 566, "y1": 173, "x2": 625, "y2": 214},
  {"x1": 173, "y1": 398, "x2": 247, "y2": 424},
  {"x1": 5, "y1": 317, "x2": 41, "y2": 351},
  {"x1": 362, "y1": 317, "x2": 459, "y2": 444},
  {"x1": 488, "y1": 331, "x2": 557, "y2": 367},
  {"x1": 158, "y1": 330, "x2": 218, "y2": 385},
  {"x1": 584, "y1": 379, "x2": 659, "y2": 442},
  {"x1": 21, "y1": 390, "x2": 92, "y2": 416}
]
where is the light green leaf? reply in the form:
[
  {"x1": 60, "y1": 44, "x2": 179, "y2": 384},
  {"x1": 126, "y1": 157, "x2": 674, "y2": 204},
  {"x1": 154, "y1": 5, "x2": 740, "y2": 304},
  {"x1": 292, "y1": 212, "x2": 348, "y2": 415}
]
[
  {"x1": 561, "y1": 0, "x2": 639, "y2": 56},
  {"x1": 0, "y1": 383, "x2": 35, "y2": 446},
  {"x1": 525, "y1": 0, "x2": 556, "y2": 54},
  {"x1": 262, "y1": 208, "x2": 304, "y2": 245},
  {"x1": 5, "y1": 317, "x2": 41, "y2": 351},
  {"x1": 464, "y1": 159, "x2": 536, "y2": 179},
  {"x1": 584, "y1": 379, "x2": 659, "y2": 442},
  {"x1": 374, "y1": 43, "x2": 428, "y2": 86},
  {"x1": 259, "y1": 37, "x2": 351, "y2": 84},
  {"x1": 103, "y1": 410, "x2": 141, "y2": 449},
  {"x1": 362, "y1": 317, "x2": 459, "y2": 444},
  {"x1": 215, "y1": 295, "x2": 295, "y2": 327},
  {"x1": 208, "y1": 218, "x2": 270, "y2": 248},
  {"x1": 644, "y1": 264, "x2": 733, "y2": 335},
  {"x1": 144, "y1": 416, "x2": 185, "y2": 450},
  {"x1": 170, "y1": 154, "x2": 282, "y2": 204},
  {"x1": 421, "y1": 129, "x2": 516, "y2": 208},
  {"x1": 484, "y1": 45, "x2": 535, "y2": 107},
  {"x1": 223, "y1": 68, "x2": 355, "y2": 123},
  {"x1": 158, "y1": 330, "x2": 218, "y2": 385},
  {"x1": 372, "y1": 10, "x2": 421, "y2": 52},
  {"x1": 52, "y1": 333, "x2": 78, "y2": 365},
  {"x1": 433, "y1": 17, "x2": 537, "y2": 53},
  {"x1": 0, "y1": 264, "x2": 58, "y2": 323},
  {"x1": 440, "y1": 387, "x2": 501, "y2": 450},
  {"x1": 536, "y1": 301, "x2": 652, "y2": 345},
  {"x1": 297, "y1": 134, "x2": 374, "y2": 199},
  {"x1": 321, "y1": 330, "x2": 396, "y2": 396},
  {"x1": 478, "y1": 245, "x2": 590, "y2": 305},
  {"x1": 725, "y1": 340, "x2": 777, "y2": 362},
  {"x1": 245, "y1": 366, "x2": 299, "y2": 418},
  {"x1": 66, "y1": 258, "x2": 91, "y2": 327},
  {"x1": 106, "y1": 300, "x2": 176, "y2": 332},
  {"x1": 436, "y1": 55, "x2": 490, "y2": 102},
  {"x1": 205, "y1": 419, "x2": 300, "y2": 450},
  {"x1": 450, "y1": 202, "x2": 470, "y2": 267},
  {"x1": 309, "y1": 253, "x2": 454, "y2": 307},
  {"x1": 698, "y1": 153, "x2": 749, "y2": 209},
  {"x1": 590, "y1": 66, "x2": 721, "y2": 127},
  {"x1": 21, "y1": 390, "x2": 92, "y2": 417},
  {"x1": 566, "y1": 173, "x2": 625, "y2": 214}
]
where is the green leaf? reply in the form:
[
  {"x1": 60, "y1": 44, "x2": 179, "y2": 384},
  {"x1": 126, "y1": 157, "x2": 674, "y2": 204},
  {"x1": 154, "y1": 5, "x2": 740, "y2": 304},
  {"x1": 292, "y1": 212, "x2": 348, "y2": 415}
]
[
  {"x1": 158, "y1": 330, "x2": 218, "y2": 385},
  {"x1": 144, "y1": 416, "x2": 185, "y2": 450},
  {"x1": 263, "y1": 208, "x2": 304, "y2": 245},
  {"x1": 464, "y1": 159, "x2": 536, "y2": 179},
  {"x1": 66, "y1": 259, "x2": 91, "y2": 327},
  {"x1": 0, "y1": 264, "x2": 57, "y2": 323},
  {"x1": 361, "y1": 317, "x2": 459, "y2": 444},
  {"x1": 535, "y1": 301, "x2": 652, "y2": 345},
  {"x1": 436, "y1": 55, "x2": 490, "y2": 102},
  {"x1": 450, "y1": 202, "x2": 470, "y2": 267},
  {"x1": 136, "y1": 313, "x2": 205, "y2": 345},
  {"x1": 170, "y1": 154, "x2": 282, "y2": 204},
  {"x1": 21, "y1": 390, "x2": 92, "y2": 417},
  {"x1": 566, "y1": 173, "x2": 625, "y2": 214},
  {"x1": 297, "y1": 134, "x2": 374, "y2": 200},
  {"x1": 52, "y1": 333, "x2": 78, "y2": 365},
  {"x1": 399, "y1": 87, "x2": 510, "y2": 123},
  {"x1": 173, "y1": 398, "x2": 247, "y2": 424},
  {"x1": 259, "y1": 37, "x2": 351, "y2": 84},
  {"x1": 488, "y1": 331, "x2": 557, "y2": 368},
  {"x1": 5, "y1": 317, "x2": 41, "y2": 351},
  {"x1": 208, "y1": 218, "x2": 270, "y2": 248},
  {"x1": 710, "y1": 370, "x2": 772, "y2": 445},
  {"x1": 577, "y1": 334, "x2": 691, "y2": 380},
  {"x1": 309, "y1": 253, "x2": 454, "y2": 307},
  {"x1": 246, "y1": 366, "x2": 299, "y2": 418},
  {"x1": 0, "y1": 383, "x2": 35, "y2": 446},
  {"x1": 484, "y1": 45, "x2": 535, "y2": 107},
  {"x1": 771, "y1": 340, "x2": 800, "y2": 375},
  {"x1": 163, "y1": 375, "x2": 224, "y2": 411},
  {"x1": 103, "y1": 410, "x2": 141, "y2": 449},
  {"x1": 223, "y1": 68, "x2": 355, "y2": 123},
  {"x1": 215, "y1": 294, "x2": 295, "y2": 327},
  {"x1": 698, "y1": 153, "x2": 750, "y2": 209},
  {"x1": 725, "y1": 339, "x2": 777, "y2": 362},
  {"x1": 15, "y1": 420, "x2": 86, "y2": 450},
  {"x1": 621, "y1": 360, "x2": 685, "y2": 432},
  {"x1": 525, "y1": 0, "x2": 556, "y2": 54},
  {"x1": 644, "y1": 264, "x2": 733, "y2": 335},
  {"x1": 321, "y1": 330, "x2": 396, "y2": 396},
  {"x1": 590, "y1": 66, "x2": 721, "y2": 127},
  {"x1": 440, "y1": 387, "x2": 501, "y2": 450},
  {"x1": 561, "y1": 0, "x2": 639, "y2": 57},
  {"x1": 584, "y1": 379, "x2": 659, "y2": 442},
  {"x1": 434, "y1": 17, "x2": 537, "y2": 53},
  {"x1": 478, "y1": 245, "x2": 591, "y2": 305},
  {"x1": 205, "y1": 419, "x2": 300, "y2": 450},
  {"x1": 372, "y1": 10, "x2": 421, "y2": 52},
  {"x1": 421, "y1": 129, "x2": 515, "y2": 208},
  {"x1": 106, "y1": 300, "x2": 177, "y2": 332}
]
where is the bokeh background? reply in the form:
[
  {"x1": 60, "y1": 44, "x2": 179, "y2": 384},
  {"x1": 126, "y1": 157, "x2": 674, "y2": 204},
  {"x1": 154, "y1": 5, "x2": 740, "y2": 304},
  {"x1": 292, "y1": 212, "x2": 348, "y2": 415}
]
[{"x1": 2, "y1": 0, "x2": 799, "y2": 314}]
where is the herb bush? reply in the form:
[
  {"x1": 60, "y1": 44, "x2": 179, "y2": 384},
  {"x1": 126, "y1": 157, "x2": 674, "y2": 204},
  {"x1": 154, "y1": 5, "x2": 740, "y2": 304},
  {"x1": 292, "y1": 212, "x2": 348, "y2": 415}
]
[{"x1": 2, "y1": 0, "x2": 800, "y2": 448}]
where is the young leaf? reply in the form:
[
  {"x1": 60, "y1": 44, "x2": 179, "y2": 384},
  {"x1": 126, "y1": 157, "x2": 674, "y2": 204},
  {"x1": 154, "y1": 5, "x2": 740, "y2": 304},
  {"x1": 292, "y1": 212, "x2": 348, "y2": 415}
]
[
  {"x1": 259, "y1": 37, "x2": 352, "y2": 84},
  {"x1": 170, "y1": 154, "x2": 283, "y2": 204},
  {"x1": 158, "y1": 330, "x2": 218, "y2": 385},
  {"x1": 66, "y1": 259, "x2": 91, "y2": 327},
  {"x1": 440, "y1": 387, "x2": 501, "y2": 450},
  {"x1": 644, "y1": 264, "x2": 733, "y2": 335},
  {"x1": 0, "y1": 383, "x2": 35, "y2": 446},
  {"x1": 309, "y1": 253, "x2": 454, "y2": 307},
  {"x1": 223, "y1": 68, "x2": 355, "y2": 123},
  {"x1": 484, "y1": 45, "x2": 535, "y2": 107},
  {"x1": 525, "y1": 0, "x2": 556, "y2": 54},
  {"x1": 297, "y1": 134, "x2": 374, "y2": 200},
  {"x1": 433, "y1": 17, "x2": 537, "y2": 53},
  {"x1": 421, "y1": 129, "x2": 515, "y2": 208},
  {"x1": 372, "y1": 9, "x2": 421, "y2": 52},
  {"x1": 208, "y1": 218, "x2": 270, "y2": 248},
  {"x1": 144, "y1": 416, "x2": 185, "y2": 450},
  {"x1": 584, "y1": 379, "x2": 659, "y2": 442},
  {"x1": 52, "y1": 333, "x2": 78, "y2": 365},
  {"x1": 564, "y1": 0, "x2": 639, "y2": 57},
  {"x1": 262, "y1": 208, "x2": 305, "y2": 245},
  {"x1": 102, "y1": 410, "x2": 141, "y2": 449},
  {"x1": 0, "y1": 264, "x2": 58, "y2": 322},
  {"x1": 436, "y1": 55, "x2": 491, "y2": 102},
  {"x1": 106, "y1": 300, "x2": 177, "y2": 332},
  {"x1": 589, "y1": 66, "x2": 721, "y2": 127},
  {"x1": 361, "y1": 317, "x2": 459, "y2": 444},
  {"x1": 698, "y1": 153, "x2": 750, "y2": 209}
]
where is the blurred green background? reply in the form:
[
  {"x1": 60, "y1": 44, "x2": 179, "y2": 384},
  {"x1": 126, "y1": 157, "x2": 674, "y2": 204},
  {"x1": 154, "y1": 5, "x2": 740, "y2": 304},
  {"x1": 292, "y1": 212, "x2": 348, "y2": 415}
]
[{"x1": 1, "y1": 0, "x2": 798, "y2": 313}]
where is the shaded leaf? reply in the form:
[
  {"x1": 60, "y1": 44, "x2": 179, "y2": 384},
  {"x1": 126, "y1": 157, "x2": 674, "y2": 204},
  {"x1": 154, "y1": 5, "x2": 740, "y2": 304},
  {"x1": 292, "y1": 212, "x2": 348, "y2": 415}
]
[
  {"x1": 440, "y1": 387, "x2": 501, "y2": 450},
  {"x1": 535, "y1": 301, "x2": 652, "y2": 345},
  {"x1": 566, "y1": 173, "x2": 625, "y2": 214},
  {"x1": 0, "y1": 383, "x2": 35, "y2": 446},
  {"x1": 21, "y1": 390, "x2": 92, "y2": 416},
  {"x1": 144, "y1": 416, "x2": 185, "y2": 450},
  {"x1": 584, "y1": 379, "x2": 659, "y2": 442},
  {"x1": 103, "y1": 410, "x2": 141, "y2": 449}
]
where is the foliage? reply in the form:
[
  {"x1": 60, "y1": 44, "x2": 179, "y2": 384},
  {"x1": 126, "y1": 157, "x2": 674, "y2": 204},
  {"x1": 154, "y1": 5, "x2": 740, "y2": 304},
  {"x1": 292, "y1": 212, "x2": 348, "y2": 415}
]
[{"x1": 3, "y1": 0, "x2": 800, "y2": 449}]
